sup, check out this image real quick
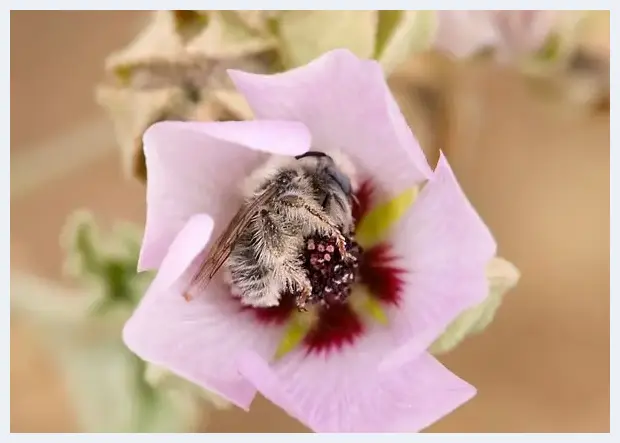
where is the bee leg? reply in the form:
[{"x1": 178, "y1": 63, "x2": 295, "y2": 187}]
[
  {"x1": 333, "y1": 235, "x2": 352, "y2": 260},
  {"x1": 295, "y1": 286, "x2": 312, "y2": 312},
  {"x1": 281, "y1": 195, "x2": 354, "y2": 260},
  {"x1": 283, "y1": 262, "x2": 312, "y2": 311},
  {"x1": 297, "y1": 205, "x2": 352, "y2": 260}
]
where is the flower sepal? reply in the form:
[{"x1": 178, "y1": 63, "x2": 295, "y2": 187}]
[{"x1": 429, "y1": 256, "x2": 520, "y2": 355}]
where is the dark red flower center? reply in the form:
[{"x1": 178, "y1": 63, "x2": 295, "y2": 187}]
[{"x1": 243, "y1": 179, "x2": 406, "y2": 355}]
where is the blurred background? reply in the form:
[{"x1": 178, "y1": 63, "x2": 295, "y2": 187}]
[{"x1": 10, "y1": 10, "x2": 609, "y2": 433}]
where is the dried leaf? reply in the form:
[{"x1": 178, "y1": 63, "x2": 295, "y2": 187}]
[
  {"x1": 105, "y1": 11, "x2": 188, "y2": 73},
  {"x1": 211, "y1": 89, "x2": 255, "y2": 120},
  {"x1": 187, "y1": 11, "x2": 277, "y2": 59},
  {"x1": 95, "y1": 85, "x2": 188, "y2": 181}
]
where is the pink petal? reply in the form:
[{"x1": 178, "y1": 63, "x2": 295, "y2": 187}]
[
  {"x1": 123, "y1": 214, "x2": 283, "y2": 409},
  {"x1": 139, "y1": 120, "x2": 311, "y2": 271},
  {"x1": 383, "y1": 153, "x2": 497, "y2": 360},
  {"x1": 237, "y1": 338, "x2": 475, "y2": 432},
  {"x1": 228, "y1": 49, "x2": 432, "y2": 196}
]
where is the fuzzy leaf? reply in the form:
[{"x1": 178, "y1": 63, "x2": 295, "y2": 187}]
[
  {"x1": 277, "y1": 11, "x2": 378, "y2": 69},
  {"x1": 212, "y1": 89, "x2": 254, "y2": 120},
  {"x1": 105, "y1": 11, "x2": 187, "y2": 73},
  {"x1": 62, "y1": 211, "x2": 103, "y2": 276},
  {"x1": 57, "y1": 343, "x2": 201, "y2": 432},
  {"x1": 429, "y1": 257, "x2": 520, "y2": 355},
  {"x1": 11, "y1": 271, "x2": 100, "y2": 327},
  {"x1": 13, "y1": 211, "x2": 228, "y2": 431},
  {"x1": 376, "y1": 10, "x2": 438, "y2": 74},
  {"x1": 12, "y1": 274, "x2": 202, "y2": 432},
  {"x1": 61, "y1": 211, "x2": 153, "y2": 309},
  {"x1": 355, "y1": 186, "x2": 419, "y2": 249}
]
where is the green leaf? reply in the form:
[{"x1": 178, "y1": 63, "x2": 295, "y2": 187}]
[
  {"x1": 275, "y1": 315, "x2": 313, "y2": 359},
  {"x1": 277, "y1": 11, "x2": 378, "y2": 69},
  {"x1": 429, "y1": 257, "x2": 520, "y2": 355},
  {"x1": 355, "y1": 186, "x2": 419, "y2": 249},
  {"x1": 376, "y1": 10, "x2": 438, "y2": 74}
]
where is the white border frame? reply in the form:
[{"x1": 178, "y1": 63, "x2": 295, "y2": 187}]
[{"x1": 6, "y1": 3, "x2": 614, "y2": 438}]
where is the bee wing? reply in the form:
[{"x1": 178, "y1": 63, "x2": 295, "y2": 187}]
[{"x1": 187, "y1": 184, "x2": 279, "y2": 295}]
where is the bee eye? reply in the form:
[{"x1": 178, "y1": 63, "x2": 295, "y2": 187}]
[
  {"x1": 324, "y1": 166, "x2": 352, "y2": 197},
  {"x1": 276, "y1": 171, "x2": 296, "y2": 187}
]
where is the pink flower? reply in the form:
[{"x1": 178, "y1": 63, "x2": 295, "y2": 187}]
[
  {"x1": 435, "y1": 10, "x2": 557, "y2": 60},
  {"x1": 123, "y1": 49, "x2": 497, "y2": 432}
]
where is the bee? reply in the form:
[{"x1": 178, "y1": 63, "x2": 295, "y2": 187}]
[{"x1": 185, "y1": 150, "x2": 358, "y2": 310}]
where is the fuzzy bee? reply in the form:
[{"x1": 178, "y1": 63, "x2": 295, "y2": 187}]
[{"x1": 185, "y1": 151, "x2": 359, "y2": 310}]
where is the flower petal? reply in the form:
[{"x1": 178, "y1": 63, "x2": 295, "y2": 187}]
[
  {"x1": 394, "y1": 153, "x2": 496, "y2": 273},
  {"x1": 139, "y1": 120, "x2": 311, "y2": 271},
  {"x1": 124, "y1": 214, "x2": 283, "y2": 409},
  {"x1": 238, "y1": 341, "x2": 475, "y2": 432},
  {"x1": 228, "y1": 49, "x2": 433, "y2": 195},
  {"x1": 382, "y1": 153, "x2": 497, "y2": 360}
]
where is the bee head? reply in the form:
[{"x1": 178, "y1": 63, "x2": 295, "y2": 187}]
[{"x1": 295, "y1": 151, "x2": 352, "y2": 197}]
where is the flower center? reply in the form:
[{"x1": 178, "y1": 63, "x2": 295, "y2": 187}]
[
  {"x1": 243, "y1": 178, "x2": 412, "y2": 357},
  {"x1": 295, "y1": 233, "x2": 363, "y2": 307}
]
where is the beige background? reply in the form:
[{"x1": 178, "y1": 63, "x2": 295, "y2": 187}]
[{"x1": 10, "y1": 11, "x2": 609, "y2": 432}]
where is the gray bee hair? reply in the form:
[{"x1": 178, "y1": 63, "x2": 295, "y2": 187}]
[{"x1": 187, "y1": 149, "x2": 359, "y2": 309}]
